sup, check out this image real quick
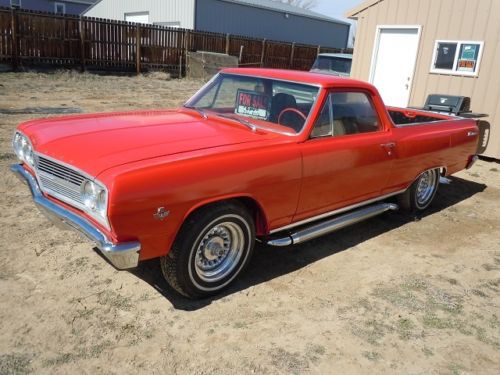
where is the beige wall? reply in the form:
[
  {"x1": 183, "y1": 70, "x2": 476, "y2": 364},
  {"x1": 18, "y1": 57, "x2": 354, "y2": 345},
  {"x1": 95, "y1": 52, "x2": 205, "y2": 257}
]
[{"x1": 350, "y1": 0, "x2": 500, "y2": 159}]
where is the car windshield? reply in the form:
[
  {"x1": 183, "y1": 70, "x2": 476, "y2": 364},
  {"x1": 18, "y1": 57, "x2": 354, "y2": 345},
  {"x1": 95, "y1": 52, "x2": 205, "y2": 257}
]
[
  {"x1": 184, "y1": 73, "x2": 320, "y2": 134},
  {"x1": 312, "y1": 56, "x2": 352, "y2": 74}
]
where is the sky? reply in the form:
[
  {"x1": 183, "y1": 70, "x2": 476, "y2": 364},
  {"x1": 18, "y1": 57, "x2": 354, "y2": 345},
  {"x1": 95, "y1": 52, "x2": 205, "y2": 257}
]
[
  {"x1": 312, "y1": 0, "x2": 365, "y2": 46},
  {"x1": 313, "y1": 0, "x2": 364, "y2": 21}
]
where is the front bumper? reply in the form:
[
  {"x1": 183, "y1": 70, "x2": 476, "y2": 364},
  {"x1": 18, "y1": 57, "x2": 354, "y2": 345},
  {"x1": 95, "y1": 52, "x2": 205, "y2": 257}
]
[{"x1": 10, "y1": 164, "x2": 140, "y2": 269}]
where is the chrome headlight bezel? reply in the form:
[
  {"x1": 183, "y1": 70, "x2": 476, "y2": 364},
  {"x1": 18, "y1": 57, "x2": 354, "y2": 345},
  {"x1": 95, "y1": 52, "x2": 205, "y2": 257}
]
[
  {"x1": 80, "y1": 179, "x2": 109, "y2": 229},
  {"x1": 13, "y1": 131, "x2": 35, "y2": 168}
]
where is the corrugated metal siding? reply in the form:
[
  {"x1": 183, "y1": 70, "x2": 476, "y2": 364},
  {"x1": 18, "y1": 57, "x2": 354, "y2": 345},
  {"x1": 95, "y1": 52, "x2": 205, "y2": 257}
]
[
  {"x1": 196, "y1": 0, "x2": 349, "y2": 48},
  {"x1": 350, "y1": 0, "x2": 500, "y2": 159},
  {"x1": 84, "y1": 0, "x2": 195, "y2": 28}
]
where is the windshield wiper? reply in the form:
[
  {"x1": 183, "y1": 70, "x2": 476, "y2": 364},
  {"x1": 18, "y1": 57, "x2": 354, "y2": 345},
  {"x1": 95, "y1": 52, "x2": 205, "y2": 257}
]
[
  {"x1": 184, "y1": 105, "x2": 208, "y2": 119},
  {"x1": 217, "y1": 113, "x2": 257, "y2": 132}
]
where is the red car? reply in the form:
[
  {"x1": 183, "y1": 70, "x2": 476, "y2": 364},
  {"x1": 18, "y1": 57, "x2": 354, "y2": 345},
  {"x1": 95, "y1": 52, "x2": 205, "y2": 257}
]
[{"x1": 11, "y1": 69, "x2": 483, "y2": 298}]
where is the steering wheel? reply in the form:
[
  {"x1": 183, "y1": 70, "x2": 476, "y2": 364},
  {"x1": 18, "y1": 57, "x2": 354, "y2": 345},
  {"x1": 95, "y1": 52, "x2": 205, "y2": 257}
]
[{"x1": 277, "y1": 108, "x2": 307, "y2": 131}]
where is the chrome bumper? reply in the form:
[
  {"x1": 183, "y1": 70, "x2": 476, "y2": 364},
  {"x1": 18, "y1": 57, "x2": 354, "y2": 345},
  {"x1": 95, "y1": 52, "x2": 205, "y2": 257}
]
[{"x1": 10, "y1": 164, "x2": 140, "y2": 269}]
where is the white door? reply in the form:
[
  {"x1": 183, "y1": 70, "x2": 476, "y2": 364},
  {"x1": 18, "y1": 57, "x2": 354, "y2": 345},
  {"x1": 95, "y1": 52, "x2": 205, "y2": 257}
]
[
  {"x1": 125, "y1": 12, "x2": 150, "y2": 24},
  {"x1": 370, "y1": 27, "x2": 421, "y2": 107}
]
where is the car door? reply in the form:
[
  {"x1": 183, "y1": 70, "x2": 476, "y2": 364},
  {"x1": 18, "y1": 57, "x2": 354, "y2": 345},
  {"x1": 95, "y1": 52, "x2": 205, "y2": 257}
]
[{"x1": 293, "y1": 89, "x2": 395, "y2": 222}]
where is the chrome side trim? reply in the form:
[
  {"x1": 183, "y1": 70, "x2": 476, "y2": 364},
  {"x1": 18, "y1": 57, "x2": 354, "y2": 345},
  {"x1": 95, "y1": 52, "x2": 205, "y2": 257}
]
[
  {"x1": 11, "y1": 164, "x2": 140, "y2": 270},
  {"x1": 393, "y1": 120, "x2": 447, "y2": 128},
  {"x1": 267, "y1": 203, "x2": 399, "y2": 247},
  {"x1": 439, "y1": 176, "x2": 452, "y2": 185},
  {"x1": 269, "y1": 190, "x2": 405, "y2": 234}
]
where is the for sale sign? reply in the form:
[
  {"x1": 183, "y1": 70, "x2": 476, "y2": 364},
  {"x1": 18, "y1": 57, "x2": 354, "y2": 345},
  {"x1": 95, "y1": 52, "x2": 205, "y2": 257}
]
[{"x1": 235, "y1": 90, "x2": 270, "y2": 120}]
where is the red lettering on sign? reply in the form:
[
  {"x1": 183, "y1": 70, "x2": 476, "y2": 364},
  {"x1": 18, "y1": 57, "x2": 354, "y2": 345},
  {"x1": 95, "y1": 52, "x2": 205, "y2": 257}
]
[{"x1": 239, "y1": 93, "x2": 250, "y2": 107}]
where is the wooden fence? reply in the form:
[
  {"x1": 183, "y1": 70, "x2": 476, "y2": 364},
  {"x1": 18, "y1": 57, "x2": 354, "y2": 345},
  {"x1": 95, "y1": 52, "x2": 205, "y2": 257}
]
[{"x1": 0, "y1": 7, "x2": 352, "y2": 76}]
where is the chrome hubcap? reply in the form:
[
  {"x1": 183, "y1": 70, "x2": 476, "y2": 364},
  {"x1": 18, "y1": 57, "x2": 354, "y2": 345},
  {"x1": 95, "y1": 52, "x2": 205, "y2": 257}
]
[
  {"x1": 195, "y1": 222, "x2": 245, "y2": 283},
  {"x1": 416, "y1": 170, "x2": 438, "y2": 207}
]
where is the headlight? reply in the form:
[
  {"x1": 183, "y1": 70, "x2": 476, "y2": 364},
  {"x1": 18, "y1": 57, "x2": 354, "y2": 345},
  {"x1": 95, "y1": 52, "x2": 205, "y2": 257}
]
[
  {"x1": 81, "y1": 180, "x2": 108, "y2": 221},
  {"x1": 96, "y1": 190, "x2": 107, "y2": 216},
  {"x1": 13, "y1": 132, "x2": 35, "y2": 168}
]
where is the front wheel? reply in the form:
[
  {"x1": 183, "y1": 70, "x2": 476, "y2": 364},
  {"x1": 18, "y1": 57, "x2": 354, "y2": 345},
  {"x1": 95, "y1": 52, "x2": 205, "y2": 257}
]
[
  {"x1": 161, "y1": 201, "x2": 255, "y2": 298},
  {"x1": 399, "y1": 169, "x2": 440, "y2": 212}
]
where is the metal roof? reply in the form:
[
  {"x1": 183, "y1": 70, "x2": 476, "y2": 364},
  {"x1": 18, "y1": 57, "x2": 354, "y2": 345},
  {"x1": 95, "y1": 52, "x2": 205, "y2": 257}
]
[
  {"x1": 63, "y1": 0, "x2": 98, "y2": 4},
  {"x1": 218, "y1": 0, "x2": 351, "y2": 25}
]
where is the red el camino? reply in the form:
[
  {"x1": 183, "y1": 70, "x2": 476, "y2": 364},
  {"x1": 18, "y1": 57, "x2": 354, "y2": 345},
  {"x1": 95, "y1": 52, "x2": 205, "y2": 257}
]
[{"x1": 11, "y1": 69, "x2": 484, "y2": 298}]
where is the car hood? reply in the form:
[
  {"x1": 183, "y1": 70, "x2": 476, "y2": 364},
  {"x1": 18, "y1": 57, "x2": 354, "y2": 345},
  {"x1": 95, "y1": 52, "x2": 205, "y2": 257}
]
[{"x1": 20, "y1": 109, "x2": 281, "y2": 177}]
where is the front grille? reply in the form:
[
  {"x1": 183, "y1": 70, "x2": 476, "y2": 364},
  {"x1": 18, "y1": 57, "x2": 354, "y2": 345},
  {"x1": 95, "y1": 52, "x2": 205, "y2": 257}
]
[
  {"x1": 35, "y1": 155, "x2": 86, "y2": 208},
  {"x1": 37, "y1": 156, "x2": 85, "y2": 186}
]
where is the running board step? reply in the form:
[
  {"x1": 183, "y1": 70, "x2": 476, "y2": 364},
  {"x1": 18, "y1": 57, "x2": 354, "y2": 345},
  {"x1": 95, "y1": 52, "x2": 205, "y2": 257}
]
[{"x1": 266, "y1": 203, "x2": 399, "y2": 247}]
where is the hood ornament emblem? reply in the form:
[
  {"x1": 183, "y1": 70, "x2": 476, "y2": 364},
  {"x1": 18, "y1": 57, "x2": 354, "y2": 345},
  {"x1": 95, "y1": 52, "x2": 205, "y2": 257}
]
[{"x1": 154, "y1": 207, "x2": 170, "y2": 221}]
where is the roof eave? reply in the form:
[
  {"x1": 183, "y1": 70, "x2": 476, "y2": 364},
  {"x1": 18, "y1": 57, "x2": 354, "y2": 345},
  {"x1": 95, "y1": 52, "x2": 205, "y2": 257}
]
[
  {"x1": 345, "y1": 0, "x2": 382, "y2": 20},
  {"x1": 219, "y1": 0, "x2": 351, "y2": 26}
]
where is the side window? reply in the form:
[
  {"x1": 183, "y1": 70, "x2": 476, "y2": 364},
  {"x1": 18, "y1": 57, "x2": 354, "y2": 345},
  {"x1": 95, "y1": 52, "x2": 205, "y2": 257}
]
[
  {"x1": 311, "y1": 91, "x2": 380, "y2": 138},
  {"x1": 331, "y1": 92, "x2": 380, "y2": 135},
  {"x1": 311, "y1": 95, "x2": 332, "y2": 138}
]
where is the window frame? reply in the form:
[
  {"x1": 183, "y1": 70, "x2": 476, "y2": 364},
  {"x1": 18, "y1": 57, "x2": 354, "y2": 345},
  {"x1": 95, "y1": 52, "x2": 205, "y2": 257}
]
[
  {"x1": 430, "y1": 40, "x2": 484, "y2": 77},
  {"x1": 54, "y1": 2, "x2": 66, "y2": 14},
  {"x1": 310, "y1": 89, "x2": 383, "y2": 140}
]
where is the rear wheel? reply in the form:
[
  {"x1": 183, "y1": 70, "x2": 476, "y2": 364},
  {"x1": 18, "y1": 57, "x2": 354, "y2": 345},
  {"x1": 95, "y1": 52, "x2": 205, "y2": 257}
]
[
  {"x1": 399, "y1": 169, "x2": 440, "y2": 212},
  {"x1": 161, "y1": 201, "x2": 255, "y2": 298}
]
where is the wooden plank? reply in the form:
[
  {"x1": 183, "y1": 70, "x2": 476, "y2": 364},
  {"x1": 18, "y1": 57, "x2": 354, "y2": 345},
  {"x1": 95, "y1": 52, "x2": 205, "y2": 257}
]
[
  {"x1": 136, "y1": 24, "x2": 141, "y2": 74},
  {"x1": 11, "y1": 8, "x2": 18, "y2": 70},
  {"x1": 79, "y1": 16, "x2": 85, "y2": 71}
]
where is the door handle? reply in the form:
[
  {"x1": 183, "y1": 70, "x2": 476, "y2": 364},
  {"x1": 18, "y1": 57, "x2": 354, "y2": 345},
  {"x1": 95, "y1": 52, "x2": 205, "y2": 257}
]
[
  {"x1": 381, "y1": 142, "x2": 396, "y2": 156},
  {"x1": 380, "y1": 142, "x2": 396, "y2": 148}
]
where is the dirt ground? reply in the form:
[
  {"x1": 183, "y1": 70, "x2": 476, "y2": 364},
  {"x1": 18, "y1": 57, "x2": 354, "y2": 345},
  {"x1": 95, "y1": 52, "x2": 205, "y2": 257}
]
[{"x1": 0, "y1": 71, "x2": 499, "y2": 375}]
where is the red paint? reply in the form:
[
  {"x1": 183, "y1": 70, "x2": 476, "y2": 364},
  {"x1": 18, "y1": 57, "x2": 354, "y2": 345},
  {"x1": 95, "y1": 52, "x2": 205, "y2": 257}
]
[{"x1": 16, "y1": 69, "x2": 479, "y2": 261}]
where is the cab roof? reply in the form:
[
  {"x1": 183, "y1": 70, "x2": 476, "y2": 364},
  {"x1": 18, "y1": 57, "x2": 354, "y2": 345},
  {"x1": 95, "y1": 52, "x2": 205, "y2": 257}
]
[{"x1": 221, "y1": 68, "x2": 372, "y2": 90}]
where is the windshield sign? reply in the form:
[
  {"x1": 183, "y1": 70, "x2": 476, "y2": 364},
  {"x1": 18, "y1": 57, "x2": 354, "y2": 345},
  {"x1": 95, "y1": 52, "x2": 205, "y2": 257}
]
[{"x1": 235, "y1": 90, "x2": 271, "y2": 119}]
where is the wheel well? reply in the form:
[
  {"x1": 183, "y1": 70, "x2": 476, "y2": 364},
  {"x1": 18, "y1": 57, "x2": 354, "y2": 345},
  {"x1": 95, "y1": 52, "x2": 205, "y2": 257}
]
[
  {"x1": 232, "y1": 197, "x2": 269, "y2": 235},
  {"x1": 183, "y1": 197, "x2": 269, "y2": 236}
]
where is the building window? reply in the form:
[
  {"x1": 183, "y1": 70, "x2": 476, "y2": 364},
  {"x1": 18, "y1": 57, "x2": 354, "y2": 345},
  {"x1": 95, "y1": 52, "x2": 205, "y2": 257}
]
[
  {"x1": 54, "y1": 2, "x2": 66, "y2": 14},
  {"x1": 125, "y1": 12, "x2": 150, "y2": 24},
  {"x1": 430, "y1": 40, "x2": 484, "y2": 77},
  {"x1": 154, "y1": 22, "x2": 181, "y2": 28},
  {"x1": 10, "y1": 0, "x2": 21, "y2": 8}
]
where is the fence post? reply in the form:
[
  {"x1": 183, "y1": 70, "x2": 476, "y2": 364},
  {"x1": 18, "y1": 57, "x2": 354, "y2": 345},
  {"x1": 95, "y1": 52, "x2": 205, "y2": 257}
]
[
  {"x1": 260, "y1": 39, "x2": 266, "y2": 67},
  {"x1": 79, "y1": 16, "x2": 85, "y2": 72},
  {"x1": 289, "y1": 42, "x2": 295, "y2": 68},
  {"x1": 136, "y1": 24, "x2": 141, "y2": 75},
  {"x1": 184, "y1": 30, "x2": 190, "y2": 78},
  {"x1": 225, "y1": 33, "x2": 230, "y2": 55},
  {"x1": 10, "y1": 7, "x2": 19, "y2": 71},
  {"x1": 186, "y1": 30, "x2": 191, "y2": 52},
  {"x1": 238, "y1": 45, "x2": 244, "y2": 63}
]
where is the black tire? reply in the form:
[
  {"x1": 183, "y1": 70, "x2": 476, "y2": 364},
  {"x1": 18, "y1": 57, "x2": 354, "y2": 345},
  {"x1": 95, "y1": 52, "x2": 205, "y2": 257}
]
[
  {"x1": 399, "y1": 169, "x2": 440, "y2": 212},
  {"x1": 160, "y1": 201, "x2": 255, "y2": 298}
]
